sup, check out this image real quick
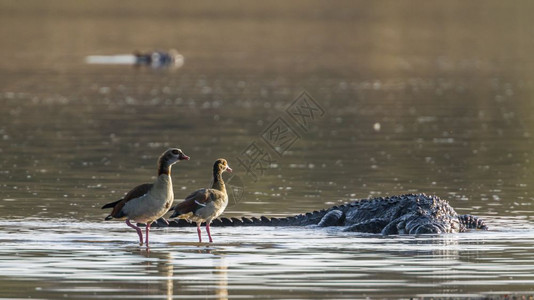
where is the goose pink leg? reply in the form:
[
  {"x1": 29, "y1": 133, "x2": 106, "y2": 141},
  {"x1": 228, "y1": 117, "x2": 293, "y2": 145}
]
[
  {"x1": 196, "y1": 224, "x2": 202, "y2": 243},
  {"x1": 145, "y1": 222, "x2": 153, "y2": 246},
  {"x1": 126, "y1": 220, "x2": 143, "y2": 245},
  {"x1": 206, "y1": 223, "x2": 213, "y2": 243}
]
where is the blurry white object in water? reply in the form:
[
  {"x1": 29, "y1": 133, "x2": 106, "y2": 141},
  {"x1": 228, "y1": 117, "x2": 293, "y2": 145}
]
[
  {"x1": 85, "y1": 55, "x2": 136, "y2": 65},
  {"x1": 373, "y1": 122, "x2": 381, "y2": 131},
  {"x1": 85, "y1": 49, "x2": 184, "y2": 69}
]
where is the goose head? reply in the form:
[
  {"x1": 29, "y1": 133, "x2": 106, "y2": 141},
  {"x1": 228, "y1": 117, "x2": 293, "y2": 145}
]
[
  {"x1": 160, "y1": 148, "x2": 190, "y2": 167},
  {"x1": 213, "y1": 158, "x2": 232, "y2": 174}
]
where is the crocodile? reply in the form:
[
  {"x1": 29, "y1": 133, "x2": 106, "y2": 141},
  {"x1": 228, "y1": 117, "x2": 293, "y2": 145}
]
[{"x1": 158, "y1": 193, "x2": 488, "y2": 234}]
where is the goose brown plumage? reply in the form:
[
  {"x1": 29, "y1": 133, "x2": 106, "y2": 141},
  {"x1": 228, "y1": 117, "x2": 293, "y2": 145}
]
[
  {"x1": 170, "y1": 158, "x2": 232, "y2": 243},
  {"x1": 101, "y1": 148, "x2": 190, "y2": 246}
]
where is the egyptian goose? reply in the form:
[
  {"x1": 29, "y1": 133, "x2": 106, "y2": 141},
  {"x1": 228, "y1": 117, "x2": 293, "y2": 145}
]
[
  {"x1": 101, "y1": 148, "x2": 190, "y2": 246},
  {"x1": 170, "y1": 158, "x2": 232, "y2": 242}
]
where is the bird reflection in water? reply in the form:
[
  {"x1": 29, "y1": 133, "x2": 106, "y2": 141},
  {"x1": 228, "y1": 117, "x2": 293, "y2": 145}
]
[{"x1": 135, "y1": 249, "x2": 228, "y2": 300}]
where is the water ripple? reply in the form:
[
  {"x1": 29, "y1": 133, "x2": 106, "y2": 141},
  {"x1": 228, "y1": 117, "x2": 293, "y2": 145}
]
[{"x1": 0, "y1": 218, "x2": 532, "y2": 298}]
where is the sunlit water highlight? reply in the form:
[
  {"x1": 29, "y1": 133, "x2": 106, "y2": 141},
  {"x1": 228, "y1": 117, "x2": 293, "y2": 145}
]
[
  {"x1": 0, "y1": 219, "x2": 533, "y2": 298},
  {"x1": 2, "y1": 0, "x2": 534, "y2": 298}
]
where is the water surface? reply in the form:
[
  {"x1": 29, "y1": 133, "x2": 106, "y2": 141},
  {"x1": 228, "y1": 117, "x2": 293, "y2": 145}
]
[
  {"x1": 1, "y1": 0, "x2": 534, "y2": 298},
  {"x1": 0, "y1": 219, "x2": 533, "y2": 299}
]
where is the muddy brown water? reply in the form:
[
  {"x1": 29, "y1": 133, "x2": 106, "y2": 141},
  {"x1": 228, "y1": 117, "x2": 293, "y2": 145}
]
[{"x1": 1, "y1": 1, "x2": 534, "y2": 298}]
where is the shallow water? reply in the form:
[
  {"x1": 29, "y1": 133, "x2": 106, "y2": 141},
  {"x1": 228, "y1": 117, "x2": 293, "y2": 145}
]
[
  {"x1": 1, "y1": 0, "x2": 534, "y2": 298},
  {"x1": 0, "y1": 219, "x2": 533, "y2": 299}
]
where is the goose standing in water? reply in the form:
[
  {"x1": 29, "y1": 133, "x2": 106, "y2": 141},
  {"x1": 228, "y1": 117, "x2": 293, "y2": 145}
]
[
  {"x1": 102, "y1": 148, "x2": 190, "y2": 246},
  {"x1": 170, "y1": 159, "x2": 232, "y2": 243}
]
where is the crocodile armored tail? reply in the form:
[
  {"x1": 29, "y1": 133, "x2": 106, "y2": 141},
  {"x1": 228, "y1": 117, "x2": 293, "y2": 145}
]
[{"x1": 161, "y1": 193, "x2": 488, "y2": 234}]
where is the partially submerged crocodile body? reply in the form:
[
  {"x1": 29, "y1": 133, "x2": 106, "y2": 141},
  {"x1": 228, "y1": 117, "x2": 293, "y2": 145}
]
[{"x1": 159, "y1": 193, "x2": 488, "y2": 234}]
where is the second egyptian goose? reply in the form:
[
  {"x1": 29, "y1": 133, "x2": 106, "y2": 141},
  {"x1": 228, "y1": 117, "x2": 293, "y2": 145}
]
[
  {"x1": 101, "y1": 148, "x2": 190, "y2": 246},
  {"x1": 170, "y1": 158, "x2": 232, "y2": 242}
]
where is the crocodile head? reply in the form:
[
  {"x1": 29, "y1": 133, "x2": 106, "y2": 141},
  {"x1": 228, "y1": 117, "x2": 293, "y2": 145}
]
[
  {"x1": 408, "y1": 215, "x2": 461, "y2": 234},
  {"x1": 387, "y1": 213, "x2": 462, "y2": 234}
]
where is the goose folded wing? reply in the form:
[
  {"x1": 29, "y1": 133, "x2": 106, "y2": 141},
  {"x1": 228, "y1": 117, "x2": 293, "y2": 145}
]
[
  {"x1": 174, "y1": 188, "x2": 224, "y2": 214},
  {"x1": 109, "y1": 183, "x2": 153, "y2": 218}
]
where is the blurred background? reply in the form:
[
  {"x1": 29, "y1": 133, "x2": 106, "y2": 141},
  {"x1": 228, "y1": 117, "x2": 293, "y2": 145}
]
[
  {"x1": 1, "y1": 0, "x2": 534, "y2": 221},
  {"x1": 3, "y1": 1, "x2": 534, "y2": 299}
]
